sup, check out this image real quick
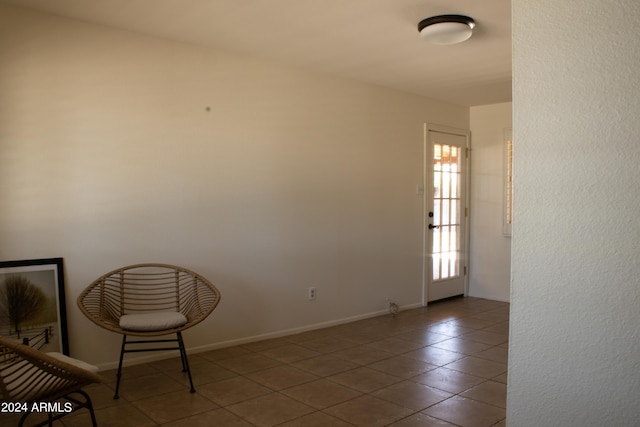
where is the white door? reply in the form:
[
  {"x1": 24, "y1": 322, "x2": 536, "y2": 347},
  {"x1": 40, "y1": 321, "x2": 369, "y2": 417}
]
[{"x1": 426, "y1": 128, "x2": 469, "y2": 302}]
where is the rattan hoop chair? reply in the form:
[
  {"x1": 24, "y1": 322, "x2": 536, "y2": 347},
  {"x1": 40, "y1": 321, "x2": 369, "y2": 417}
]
[
  {"x1": 0, "y1": 336, "x2": 102, "y2": 427},
  {"x1": 77, "y1": 263, "x2": 220, "y2": 399}
]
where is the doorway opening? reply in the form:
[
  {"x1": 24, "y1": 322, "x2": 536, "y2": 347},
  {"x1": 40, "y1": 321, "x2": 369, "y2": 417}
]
[{"x1": 423, "y1": 124, "x2": 470, "y2": 304}]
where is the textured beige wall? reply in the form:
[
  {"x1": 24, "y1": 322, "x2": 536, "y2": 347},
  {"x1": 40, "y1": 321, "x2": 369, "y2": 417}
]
[
  {"x1": 0, "y1": 5, "x2": 468, "y2": 368},
  {"x1": 469, "y1": 102, "x2": 512, "y2": 302},
  {"x1": 509, "y1": 0, "x2": 640, "y2": 424}
]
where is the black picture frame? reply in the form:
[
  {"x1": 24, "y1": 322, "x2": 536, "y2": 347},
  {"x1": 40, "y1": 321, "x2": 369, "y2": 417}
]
[{"x1": 0, "y1": 257, "x2": 69, "y2": 355}]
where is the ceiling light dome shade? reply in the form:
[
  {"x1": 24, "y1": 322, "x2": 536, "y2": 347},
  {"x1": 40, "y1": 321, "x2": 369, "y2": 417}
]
[{"x1": 418, "y1": 15, "x2": 475, "y2": 45}]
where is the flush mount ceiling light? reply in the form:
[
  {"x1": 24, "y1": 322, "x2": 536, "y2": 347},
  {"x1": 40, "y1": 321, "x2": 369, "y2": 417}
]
[{"x1": 418, "y1": 15, "x2": 475, "y2": 45}]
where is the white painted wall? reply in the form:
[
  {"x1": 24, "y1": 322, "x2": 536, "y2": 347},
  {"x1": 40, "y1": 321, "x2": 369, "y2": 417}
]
[
  {"x1": 469, "y1": 102, "x2": 512, "y2": 302},
  {"x1": 508, "y1": 0, "x2": 640, "y2": 424},
  {"x1": 0, "y1": 5, "x2": 469, "y2": 368}
]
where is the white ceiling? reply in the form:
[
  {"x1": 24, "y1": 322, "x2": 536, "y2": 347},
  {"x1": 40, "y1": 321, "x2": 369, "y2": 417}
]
[{"x1": 2, "y1": 0, "x2": 512, "y2": 107}]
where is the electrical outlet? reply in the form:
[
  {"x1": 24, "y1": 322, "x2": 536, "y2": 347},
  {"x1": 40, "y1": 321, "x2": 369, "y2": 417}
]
[{"x1": 308, "y1": 287, "x2": 316, "y2": 300}]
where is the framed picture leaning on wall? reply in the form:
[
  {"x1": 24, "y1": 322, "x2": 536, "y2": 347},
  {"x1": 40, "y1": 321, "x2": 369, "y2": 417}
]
[{"x1": 0, "y1": 257, "x2": 69, "y2": 355}]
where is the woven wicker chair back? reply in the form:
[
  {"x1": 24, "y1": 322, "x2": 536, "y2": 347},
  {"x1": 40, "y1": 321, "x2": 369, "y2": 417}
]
[
  {"x1": 77, "y1": 264, "x2": 221, "y2": 337},
  {"x1": 0, "y1": 336, "x2": 102, "y2": 402}
]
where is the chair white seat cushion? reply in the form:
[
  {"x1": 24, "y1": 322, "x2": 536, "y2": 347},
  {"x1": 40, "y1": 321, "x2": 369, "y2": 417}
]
[
  {"x1": 47, "y1": 352, "x2": 100, "y2": 374},
  {"x1": 119, "y1": 311, "x2": 188, "y2": 332}
]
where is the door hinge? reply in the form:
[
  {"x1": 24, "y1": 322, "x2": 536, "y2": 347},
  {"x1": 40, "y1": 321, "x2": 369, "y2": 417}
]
[
  {"x1": 465, "y1": 147, "x2": 469, "y2": 158},
  {"x1": 465, "y1": 207, "x2": 468, "y2": 217},
  {"x1": 464, "y1": 266, "x2": 467, "y2": 275}
]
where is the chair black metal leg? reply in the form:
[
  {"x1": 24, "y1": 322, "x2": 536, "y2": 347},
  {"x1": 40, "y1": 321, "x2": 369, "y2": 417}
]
[
  {"x1": 74, "y1": 389, "x2": 98, "y2": 427},
  {"x1": 176, "y1": 332, "x2": 195, "y2": 393},
  {"x1": 18, "y1": 412, "x2": 50, "y2": 427},
  {"x1": 112, "y1": 333, "x2": 197, "y2": 396},
  {"x1": 178, "y1": 337, "x2": 188, "y2": 372},
  {"x1": 114, "y1": 334, "x2": 127, "y2": 399},
  {"x1": 18, "y1": 411, "x2": 54, "y2": 427},
  {"x1": 18, "y1": 390, "x2": 98, "y2": 427}
]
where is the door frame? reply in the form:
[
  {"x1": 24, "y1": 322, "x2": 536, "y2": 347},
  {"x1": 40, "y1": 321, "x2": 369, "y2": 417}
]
[{"x1": 422, "y1": 123, "x2": 471, "y2": 305}]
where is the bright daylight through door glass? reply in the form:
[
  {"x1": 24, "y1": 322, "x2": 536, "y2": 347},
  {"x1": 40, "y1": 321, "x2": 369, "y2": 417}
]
[{"x1": 433, "y1": 143, "x2": 461, "y2": 281}]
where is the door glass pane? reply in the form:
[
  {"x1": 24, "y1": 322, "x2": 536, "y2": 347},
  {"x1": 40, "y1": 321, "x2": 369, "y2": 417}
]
[
  {"x1": 442, "y1": 199, "x2": 450, "y2": 226},
  {"x1": 434, "y1": 145, "x2": 442, "y2": 171},
  {"x1": 450, "y1": 199, "x2": 458, "y2": 225},
  {"x1": 451, "y1": 171, "x2": 459, "y2": 198},
  {"x1": 441, "y1": 225, "x2": 450, "y2": 252},
  {"x1": 442, "y1": 174, "x2": 450, "y2": 198},
  {"x1": 453, "y1": 252, "x2": 459, "y2": 275}
]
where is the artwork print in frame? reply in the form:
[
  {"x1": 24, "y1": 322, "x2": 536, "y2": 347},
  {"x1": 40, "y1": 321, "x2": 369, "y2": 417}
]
[{"x1": 0, "y1": 257, "x2": 69, "y2": 355}]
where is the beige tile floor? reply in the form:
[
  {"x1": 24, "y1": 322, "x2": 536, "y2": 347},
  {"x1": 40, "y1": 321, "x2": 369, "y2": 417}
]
[{"x1": 25, "y1": 297, "x2": 510, "y2": 427}]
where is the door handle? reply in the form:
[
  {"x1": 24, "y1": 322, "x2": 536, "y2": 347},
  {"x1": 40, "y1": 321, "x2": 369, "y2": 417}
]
[{"x1": 429, "y1": 224, "x2": 440, "y2": 230}]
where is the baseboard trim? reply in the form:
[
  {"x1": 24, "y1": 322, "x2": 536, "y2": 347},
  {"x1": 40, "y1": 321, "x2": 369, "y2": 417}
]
[{"x1": 95, "y1": 302, "x2": 423, "y2": 371}]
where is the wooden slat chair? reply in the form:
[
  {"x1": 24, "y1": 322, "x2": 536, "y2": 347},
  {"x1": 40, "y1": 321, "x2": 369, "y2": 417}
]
[
  {"x1": 77, "y1": 264, "x2": 221, "y2": 399},
  {"x1": 0, "y1": 336, "x2": 102, "y2": 427}
]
